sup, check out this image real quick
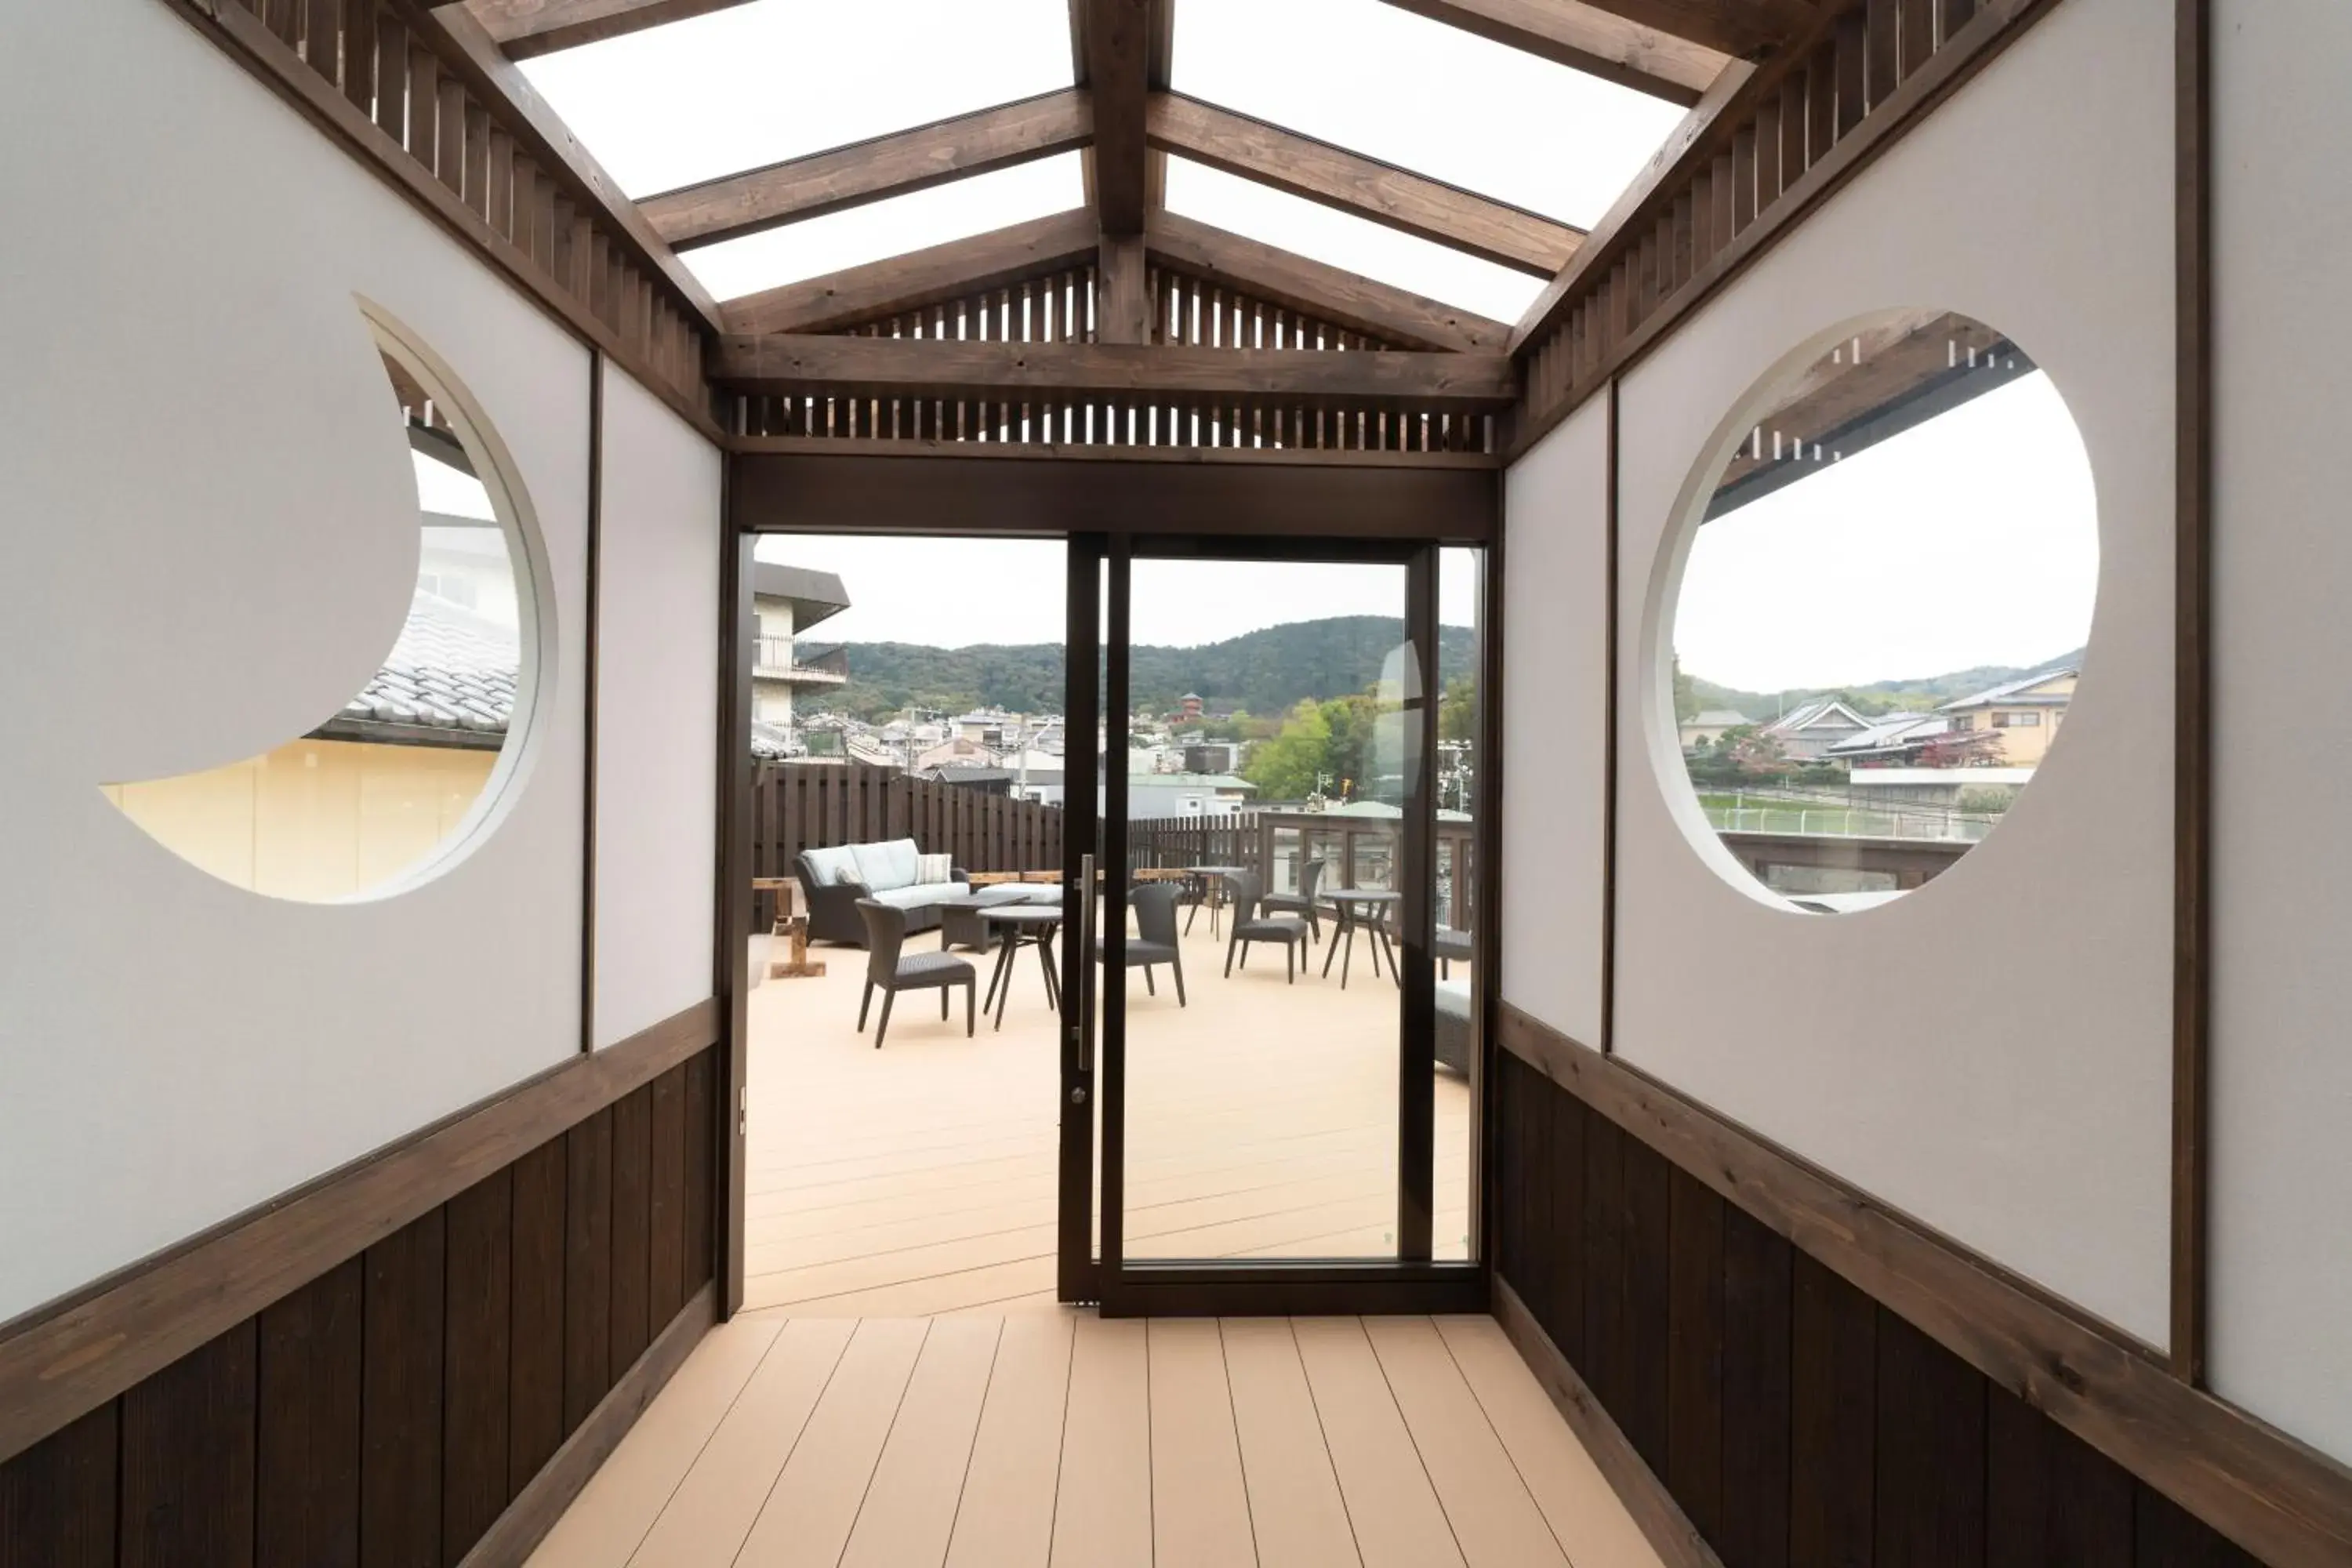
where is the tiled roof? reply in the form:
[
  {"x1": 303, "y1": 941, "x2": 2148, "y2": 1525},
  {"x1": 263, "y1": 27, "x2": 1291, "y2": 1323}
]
[
  {"x1": 1940, "y1": 664, "x2": 2079, "y2": 710},
  {"x1": 328, "y1": 591, "x2": 518, "y2": 739}
]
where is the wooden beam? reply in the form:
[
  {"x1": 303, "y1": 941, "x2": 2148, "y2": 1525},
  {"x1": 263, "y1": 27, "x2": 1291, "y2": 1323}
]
[
  {"x1": 1145, "y1": 210, "x2": 1513, "y2": 354},
  {"x1": 640, "y1": 89, "x2": 1094, "y2": 250},
  {"x1": 407, "y1": 2, "x2": 722, "y2": 326},
  {"x1": 1146, "y1": 93, "x2": 1583, "y2": 275},
  {"x1": 1508, "y1": 50, "x2": 1762, "y2": 351},
  {"x1": 454, "y1": 0, "x2": 756, "y2": 59},
  {"x1": 712, "y1": 335, "x2": 1519, "y2": 408},
  {"x1": 1568, "y1": 0, "x2": 1809, "y2": 55},
  {"x1": 718, "y1": 209, "x2": 1102, "y2": 336},
  {"x1": 1085, "y1": 0, "x2": 1152, "y2": 234},
  {"x1": 1497, "y1": 1005, "x2": 2352, "y2": 1568},
  {"x1": 1378, "y1": 0, "x2": 1731, "y2": 103},
  {"x1": 1098, "y1": 234, "x2": 1150, "y2": 344}
]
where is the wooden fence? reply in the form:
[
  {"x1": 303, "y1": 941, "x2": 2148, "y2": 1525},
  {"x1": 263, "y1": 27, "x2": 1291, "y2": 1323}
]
[{"x1": 753, "y1": 764, "x2": 1064, "y2": 924}]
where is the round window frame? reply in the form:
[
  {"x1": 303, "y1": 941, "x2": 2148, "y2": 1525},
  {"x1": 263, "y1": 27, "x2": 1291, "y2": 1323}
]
[
  {"x1": 1641, "y1": 308, "x2": 2100, "y2": 916},
  {"x1": 341, "y1": 296, "x2": 559, "y2": 903}
]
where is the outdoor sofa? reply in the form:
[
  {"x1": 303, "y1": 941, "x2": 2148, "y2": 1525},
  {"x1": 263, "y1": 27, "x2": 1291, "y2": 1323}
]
[{"x1": 796, "y1": 839, "x2": 1054, "y2": 947}]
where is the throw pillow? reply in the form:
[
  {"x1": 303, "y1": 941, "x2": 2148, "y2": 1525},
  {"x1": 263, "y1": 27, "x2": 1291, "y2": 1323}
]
[
  {"x1": 916, "y1": 852, "x2": 954, "y2": 884},
  {"x1": 833, "y1": 866, "x2": 863, "y2": 887}
]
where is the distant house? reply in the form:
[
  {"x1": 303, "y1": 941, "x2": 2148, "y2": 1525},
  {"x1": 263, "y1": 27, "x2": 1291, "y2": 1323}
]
[
  {"x1": 1679, "y1": 709, "x2": 1751, "y2": 750},
  {"x1": 921, "y1": 764, "x2": 1014, "y2": 797},
  {"x1": 750, "y1": 563, "x2": 850, "y2": 731},
  {"x1": 1118, "y1": 771, "x2": 1258, "y2": 819},
  {"x1": 1938, "y1": 666, "x2": 2077, "y2": 764},
  {"x1": 1759, "y1": 699, "x2": 1872, "y2": 762},
  {"x1": 1824, "y1": 711, "x2": 1951, "y2": 764}
]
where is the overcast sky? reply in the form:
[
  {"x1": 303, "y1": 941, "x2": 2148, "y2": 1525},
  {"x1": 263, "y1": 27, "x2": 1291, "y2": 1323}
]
[
  {"x1": 760, "y1": 535, "x2": 1478, "y2": 648},
  {"x1": 519, "y1": 0, "x2": 1685, "y2": 321},
  {"x1": 1675, "y1": 371, "x2": 2099, "y2": 695}
]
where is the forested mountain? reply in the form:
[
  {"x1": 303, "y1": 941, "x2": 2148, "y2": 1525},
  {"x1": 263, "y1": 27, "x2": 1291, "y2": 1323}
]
[
  {"x1": 820, "y1": 617, "x2": 1479, "y2": 720},
  {"x1": 1679, "y1": 645, "x2": 2087, "y2": 724}
]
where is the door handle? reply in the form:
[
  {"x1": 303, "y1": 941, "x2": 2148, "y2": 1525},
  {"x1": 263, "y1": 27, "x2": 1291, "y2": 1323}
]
[{"x1": 1074, "y1": 852, "x2": 1096, "y2": 1075}]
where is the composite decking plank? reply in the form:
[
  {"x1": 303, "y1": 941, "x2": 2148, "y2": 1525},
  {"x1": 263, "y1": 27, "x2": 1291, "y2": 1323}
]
[
  {"x1": 735, "y1": 1318, "x2": 930, "y2": 1566},
  {"x1": 840, "y1": 1317, "x2": 1003, "y2": 1568},
  {"x1": 1221, "y1": 1319, "x2": 1363, "y2": 1568},
  {"x1": 945, "y1": 1314, "x2": 1077, "y2": 1568},
  {"x1": 1431, "y1": 1316, "x2": 1664, "y2": 1568},
  {"x1": 1049, "y1": 1316, "x2": 1154, "y2": 1567},
  {"x1": 1362, "y1": 1316, "x2": 1568, "y2": 1568},
  {"x1": 624, "y1": 1318, "x2": 856, "y2": 1567},
  {"x1": 1291, "y1": 1317, "x2": 1466, "y2": 1568},
  {"x1": 1147, "y1": 1319, "x2": 1259, "y2": 1566},
  {"x1": 523, "y1": 1316, "x2": 779, "y2": 1568}
]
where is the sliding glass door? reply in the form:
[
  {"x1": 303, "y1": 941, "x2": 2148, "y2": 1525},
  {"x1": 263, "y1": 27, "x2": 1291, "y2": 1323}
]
[{"x1": 1059, "y1": 535, "x2": 1483, "y2": 1316}]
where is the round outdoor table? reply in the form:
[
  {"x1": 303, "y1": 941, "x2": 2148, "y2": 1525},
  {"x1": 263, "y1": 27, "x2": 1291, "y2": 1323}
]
[
  {"x1": 1182, "y1": 865, "x2": 1250, "y2": 938},
  {"x1": 979, "y1": 906, "x2": 1063, "y2": 1031},
  {"x1": 1322, "y1": 888, "x2": 1403, "y2": 989}
]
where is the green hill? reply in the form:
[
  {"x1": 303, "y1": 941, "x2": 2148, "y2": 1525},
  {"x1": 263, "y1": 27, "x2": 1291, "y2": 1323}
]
[
  {"x1": 1681, "y1": 645, "x2": 2086, "y2": 724},
  {"x1": 819, "y1": 616, "x2": 1479, "y2": 721}
]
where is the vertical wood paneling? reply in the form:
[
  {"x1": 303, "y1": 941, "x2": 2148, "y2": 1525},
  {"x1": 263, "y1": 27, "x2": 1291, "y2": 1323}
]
[
  {"x1": 1871, "y1": 1309, "x2": 1983, "y2": 1566},
  {"x1": 564, "y1": 1106, "x2": 615, "y2": 1429},
  {"x1": 684, "y1": 1051, "x2": 716, "y2": 1290},
  {"x1": 648, "y1": 1065, "x2": 688, "y2": 1328},
  {"x1": 1986, "y1": 1383, "x2": 2132, "y2": 1568},
  {"x1": 1581, "y1": 1114, "x2": 1629, "y2": 1421},
  {"x1": 2134, "y1": 1486, "x2": 2263, "y2": 1567},
  {"x1": 1621, "y1": 1136, "x2": 1673, "y2": 1475},
  {"x1": 1789, "y1": 1253, "x2": 1874, "y2": 1568},
  {"x1": 257, "y1": 1260, "x2": 364, "y2": 1568},
  {"x1": 1719, "y1": 1205, "x2": 1791, "y2": 1568},
  {"x1": 1665, "y1": 1168, "x2": 1725, "y2": 1539},
  {"x1": 361, "y1": 1210, "x2": 445, "y2": 1568},
  {"x1": 508, "y1": 1138, "x2": 567, "y2": 1484},
  {"x1": 608, "y1": 1084, "x2": 655, "y2": 1377},
  {"x1": 1544, "y1": 1087, "x2": 1588, "y2": 1365},
  {"x1": 122, "y1": 1319, "x2": 257, "y2": 1568},
  {"x1": 442, "y1": 1171, "x2": 514, "y2": 1563},
  {"x1": 0, "y1": 1405, "x2": 118, "y2": 1568}
]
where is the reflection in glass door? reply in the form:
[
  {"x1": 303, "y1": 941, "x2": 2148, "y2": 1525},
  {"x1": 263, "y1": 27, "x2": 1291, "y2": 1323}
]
[{"x1": 1064, "y1": 536, "x2": 1479, "y2": 1312}]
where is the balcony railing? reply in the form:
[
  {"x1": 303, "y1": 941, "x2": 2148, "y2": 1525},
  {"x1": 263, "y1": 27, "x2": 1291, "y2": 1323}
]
[{"x1": 753, "y1": 637, "x2": 848, "y2": 683}]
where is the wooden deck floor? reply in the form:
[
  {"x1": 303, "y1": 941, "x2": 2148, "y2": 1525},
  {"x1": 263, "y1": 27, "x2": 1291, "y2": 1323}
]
[
  {"x1": 743, "y1": 915, "x2": 1474, "y2": 1316},
  {"x1": 526, "y1": 1310, "x2": 1664, "y2": 1568}
]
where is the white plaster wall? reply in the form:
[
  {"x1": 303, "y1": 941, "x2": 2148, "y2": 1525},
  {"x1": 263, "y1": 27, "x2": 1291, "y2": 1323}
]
[
  {"x1": 2207, "y1": 0, "x2": 2352, "y2": 1465},
  {"x1": 1610, "y1": 0, "x2": 2176, "y2": 1343},
  {"x1": 1501, "y1": 397, "x2": 1610, "y2": 1047},
  {"x1": 593, "y1": 364, "x2": 722, "y2": 1049},
  {"x1": 0, "y1": 1, "x2": 590, "y2": 1319}
]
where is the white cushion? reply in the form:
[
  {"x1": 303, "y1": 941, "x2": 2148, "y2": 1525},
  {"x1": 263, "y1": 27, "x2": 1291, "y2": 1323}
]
[
  {"x1": 802, "y1": 845, "x2": 859, "y2": 887},
  {"x1": 973, "y1": 883, "x2": 1059, "y2": 908},
  {"x1": 916, "y1": 851, "x2": 954, "y2": 884},
  {"x1": 850, "y1": 838, "x2": 920, "y2": 891},
  {"x1": 871, "y1": 883, "x2": 962, "y2": 910}
]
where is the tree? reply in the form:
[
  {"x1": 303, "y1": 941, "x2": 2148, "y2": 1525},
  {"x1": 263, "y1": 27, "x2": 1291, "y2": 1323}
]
[
  {"x1": 1242, "y1": 699, "x2": 1335, "y2": 799},
  {"x1": 1439, "y1": 676, "x2": 1477, "y2": 742},
  {"x1": 1672, "y1": 657, "x2": 1698, "y2": 723},
  {"x1": 1913, "y1": 728, "x2": 2004, "y2": 768}
]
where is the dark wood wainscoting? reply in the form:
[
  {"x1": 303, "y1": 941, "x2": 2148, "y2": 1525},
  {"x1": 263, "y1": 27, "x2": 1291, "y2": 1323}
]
[
  {"x1": 0, "y1": 1012, "x2": 720, "y2": 1568},
  {"x1": 1493, "y1": 1036, "x2": 2288, "y2": 1568}
]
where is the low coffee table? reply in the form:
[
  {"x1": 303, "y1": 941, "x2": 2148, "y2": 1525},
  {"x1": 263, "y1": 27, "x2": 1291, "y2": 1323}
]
[
  {"x1": 1323, "y1": 888, "x2": 1402, "y2": 989},
  {"x1": 978, "y1": 906, "x2": 1063, "y2": 1030}
]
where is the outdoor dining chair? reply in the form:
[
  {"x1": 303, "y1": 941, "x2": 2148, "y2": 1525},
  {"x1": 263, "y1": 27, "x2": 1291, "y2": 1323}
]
[
  {"x1": 1259, "y1": 857, "x2": 1327, "y2": 942},
  {"x1": 1095, "y1": 880, "x2": 1187, "y2": 1005},
  {"x1": 855, "y1": 899, "x2": 977, "y2": 1047},
  {"x1": 1220, "y1": 869, "x2": 1311, "y2": 983}
]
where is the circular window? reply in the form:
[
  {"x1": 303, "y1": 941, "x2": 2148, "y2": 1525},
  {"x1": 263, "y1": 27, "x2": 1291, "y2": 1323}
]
[
  {"x1": 1663, "y1": 310, "x2": 2097, "y2": 913},
  {"x1": 104, "y1": 305, "x2": 550, "y2": 901}
]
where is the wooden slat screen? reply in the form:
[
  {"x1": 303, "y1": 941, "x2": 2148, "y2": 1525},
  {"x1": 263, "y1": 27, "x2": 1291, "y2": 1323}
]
[
  {"x1": 213, "y1": 0, "x2": 711, "y2": 412},
  {"x1": 1518, "y1": 0, "x2": 1969, "y2": 438},
  {"x1": 733, "y1": 263, "x2": 1495, "y2": 456}
]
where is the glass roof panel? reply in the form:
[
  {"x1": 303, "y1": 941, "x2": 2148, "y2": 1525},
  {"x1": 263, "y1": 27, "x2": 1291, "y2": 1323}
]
[
  {"x1": 520, "y1": 0, "x2": 1073, "y2": 198},
  {"x1": 1171, "y1": 0, "x2": 1689, "y2": 229},
  {"x1": 1165, "y1": 160, "x2": 1544, "y2": 325},
  {"x1": 682, "y1": 154, "x2": 1086, "y2": 303}
]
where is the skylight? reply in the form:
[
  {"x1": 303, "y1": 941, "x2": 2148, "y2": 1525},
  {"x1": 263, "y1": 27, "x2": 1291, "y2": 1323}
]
[
  {"x1": 1171, "y1": 0, "x2": 1689, "y2": 229},
  {"x1": 679, "y1": 155, "x2": 1087, "y2": 303},
  {"x1": 1165, "y1": 161, "x2": 1544, "y2": 325},
  {"x1": 520, "y1": 0, "x2": 1073, "y2": 198}
]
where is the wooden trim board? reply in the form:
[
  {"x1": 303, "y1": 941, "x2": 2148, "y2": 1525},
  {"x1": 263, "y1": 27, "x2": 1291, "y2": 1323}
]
[
  {"x1": 456, "y1": 1281, "x2": 717, "y2": 1566},
  {"x1": 1496, "y1": 1004, "x2": 2352, "y2": 1566},
  {"x1": 0, "y1": 998, "x2": 720, "y2": 1464},
  {"x1": 1495, "y1": 1275, "x2": 1722, "y2": 1568}
]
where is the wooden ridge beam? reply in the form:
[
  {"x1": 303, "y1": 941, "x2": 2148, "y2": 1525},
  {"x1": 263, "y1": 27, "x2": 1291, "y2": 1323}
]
[
  {"x1": 1084, "y1": 0, "x2": 1152, "y2": 234},
  {"x1": 1378, "y1": 0, "x2": 1732, "y2": 104},
  {"x1": 452, "y1": 0, "x2": 757, "y2": 59},
  {"x1": 1571, "y1": 0, "x2": 1811, "y2": 56},
  {"x1": 712, "y1": 334, "x2": 1519, "y2": 408},
  {"x1": 1146, "y1": 92, "x2": 1584, "y2": 276},
  {"x1": 408, "y1": 1, "x2": 722, "y2": 326},
  {"x1": 718, "y1": 209, "x2": 1102, "y2": 336},
  {"x1": 641, "y1": 90, "x2": 1095, "y2": 250},
  {"x1": 1145, "y1": 210, "x2": 1513, "y2": 354}
]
